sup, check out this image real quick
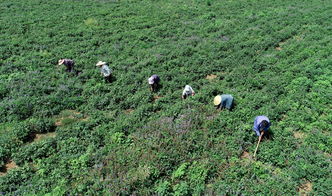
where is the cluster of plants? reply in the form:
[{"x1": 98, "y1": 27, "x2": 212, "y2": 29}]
[{"x1": 0, "y1": 0, "x2": 331, "y2": 195}]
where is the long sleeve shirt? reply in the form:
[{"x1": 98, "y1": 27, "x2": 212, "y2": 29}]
[
  {"x1": 100, "y1": 64, "x2": 111, "y2": 77},
  {"x1": 221, "y1": 94, "x2": 234, "y2": 109},
  {"x1": 182, "y1": 85, "x2": 194, "y2": 96},
  {"x1": 253, "y1": 116, "x2": 271, "y2": 136},
  {"x1": 62, "y1": 59, "x2": 74, "y2": 72},
  {"x1": 148, "y1": 75, "x2": 160, "y2": 84}
]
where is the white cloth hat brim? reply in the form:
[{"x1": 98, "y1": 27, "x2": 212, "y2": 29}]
[
  {"x1": 96, "y1": 61, "x2": 106, "y2": 66},
  {"x1": 148, "y1": 78, "x2": 154, "y2": 84},
  {"x1": 58, "y1": 59, "x2": 64, "y2": 65}
]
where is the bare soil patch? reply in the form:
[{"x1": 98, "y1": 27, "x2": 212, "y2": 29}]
[
  {"x1": 0, "y1": 160, "x2": 18, "y2": 176},
  {"x1": 55, "y1": 121, "x2": 62, "y2": 126},
  {"x1": 153, "y1": 95, "x2": 162, "y2": 101},
  {"x1": 241, "y1": 151, "x2": 251, "y2": 159},
  {"x1": 124, "y1": 109, "x2": 134, "y2": 114},
  {"x1": 276, "y1": 46, "x2": 282, "y2": 51},
  {"x1": 294, "y1": 131, "x2": 306, "y2": 139},
  {"x1": 206, "y1": 74, "x2": 217, "y2": 80},
  {"x1": 55, "y1": 110, "x2": 88, "y2": 126},
  {"x1": 34, "y1": 132, "x2": 56, "y2": 142},
  {"x1": 298, "y1": 181, "x2": 312, "y2": 196}
]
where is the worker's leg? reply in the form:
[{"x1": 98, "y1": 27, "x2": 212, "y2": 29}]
[
  {"x1": 67, "y1": 65, "x2": 74, "y2": 72},
  {"x1": 153, "y1": 83, "x2": 158, "y2": 92},
  {"x1": 104, "y1": 76, "x2": 111, "y2": 83}
]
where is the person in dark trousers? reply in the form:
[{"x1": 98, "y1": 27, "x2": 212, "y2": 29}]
[
  {"x1": 253, "y1": 116, "x2": 271, "y2": 140},
  {"x1": 96, "y1": 61, "x2": 112, "y2": 83},
  {"x1": 148, "y1": 74, "x2": 160, "y2": 92},
  {"x1": 58, "y1": 59, "x2": 75, "y2": 72},
  {"x1": 214, "y1": 94, "x2": 234, "y2": 110}
]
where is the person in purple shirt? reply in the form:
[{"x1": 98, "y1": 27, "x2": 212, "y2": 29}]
[
  {"x1": 58, "y1": 59, "x2": 75, "y2": 72},
  {"x1": 253, "y1": 116, "x2": 271, "y2": 138},
  {"x1": 148, "y1": 74, "x2": 160, "y2": 92}
]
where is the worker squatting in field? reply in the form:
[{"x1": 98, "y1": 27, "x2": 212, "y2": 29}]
[
  {"x1": 182, "y1": 85, "x2": 195, "y2": 99},
  {"x1": 214, "y1": 94, "x2": 234, "y2": 110},
  {"x1": 58, "y1": 59, "x2": 75, "y2": 72},
  {"x1": 253, "y1": 115, "x2": 271, "y2": 139},
  {"x1": 148, "y1": 74, "x2": 160, "y2": 92},
  {"x1": 96, "y1": 61, "x2": 112, "y2": 83}
]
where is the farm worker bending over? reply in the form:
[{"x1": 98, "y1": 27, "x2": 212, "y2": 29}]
[
  {"x1": 148, "y1": 74, "x2": 160, "y2": 92},
  {"x1": 182, "y1": 85, "x2": 195, "y2": 99},
  {"x1": 58, "y1": 59, "x2": 75, "y2": 72},
  {"x1": 253, "y1": 116, "x2": 271, "y2": 138},
  {"x1": 214, "y1": 94, "x2": 234, "y2": 110},
  {"x1": 96, "y1": 61, "x2": 112, "y2": 82}
]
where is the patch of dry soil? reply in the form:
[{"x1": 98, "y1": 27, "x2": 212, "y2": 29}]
[
  {"x1": 298, "y1": 181, "x2": 313, "y2": 196},
  {"x1": 206, "y1": 74, "x2": 217, "y2": 80},
  {"x1": 0, "y1": 160, "x2": 18, "y2": 176}
]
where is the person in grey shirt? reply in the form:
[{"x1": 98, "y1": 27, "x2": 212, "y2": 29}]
[
  {"x1": 96, "y1": 61, "x2": 112, "y2": 83},
  {"x1": 182, "y1": 85, "x2": 195, "y2": 99},
  {"x1": 214, "y1": 94, "x2": 234, "y2": 110}
]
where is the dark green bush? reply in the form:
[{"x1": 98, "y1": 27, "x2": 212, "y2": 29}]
[
  {"x1": 12, "y1": 138, "x2": 57, "y2": 166},
  {"x1": 27, "y1": 118, "x2": 56, "y2": 134},
  {"x1": 12, "y1": 124, "x2": 31, "y2": 143},
  {"x1": 0, "y1": 165, "x2": 34, "y2": 193}
]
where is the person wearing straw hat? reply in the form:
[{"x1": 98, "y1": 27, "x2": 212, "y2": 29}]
[
  {"x1": 58, "y1": 58, "x2": 75, "y2": 72},
  {"x1": 96, "y1": 61, "x2": 112, "y2": 83},
  {"x1": 182, "y1": 85, "x2": 195, "y2": 99},
  {"x1": 253, "y1": 116, "x2": 271, "y2": 138},
  {"x1": 214, "y1": 94, "x2": 234, "y2": 110},
  {"x1": 148, "y1": 74, "x2": 160, "y2": 92}
]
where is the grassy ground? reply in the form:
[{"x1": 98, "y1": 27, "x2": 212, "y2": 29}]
[{"x1": 0, "y1": 0, "x2": 331, "y2": 195}]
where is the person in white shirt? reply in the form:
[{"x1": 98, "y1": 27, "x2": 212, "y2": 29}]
[{"x1": 182, "y1": 85, "x2": 195, "y2": 99}]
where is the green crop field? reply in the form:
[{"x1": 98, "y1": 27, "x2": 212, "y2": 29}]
[{"x1": 0, "y1": 0, "x2": 331, "y2": 195}]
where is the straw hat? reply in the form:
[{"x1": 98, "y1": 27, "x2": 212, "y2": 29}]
[
  {"x1": 96, "y1": 61, "x2": 106, "y2": 66},
  {"x1": 214, "y1": 95, "x2": 222, "y2": 105}
]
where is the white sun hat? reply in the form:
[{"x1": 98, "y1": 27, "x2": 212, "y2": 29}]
[
  {"x1": 96, "y1": 61, "x2": 106, "y2": 66},
  {"x1": 58, "y1": 59, "x2": 64, "y2": 65},
  {"x1": 148, "y1": 77, "x2": 154, "y2": 84}
]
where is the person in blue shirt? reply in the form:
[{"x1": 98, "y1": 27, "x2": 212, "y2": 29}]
[
  {"x1": 253, "y1": 116, "x2": 271, "y2": 139},
  {"x1": 214, "y1": 94, "x2": 234, "y2": 110}
]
